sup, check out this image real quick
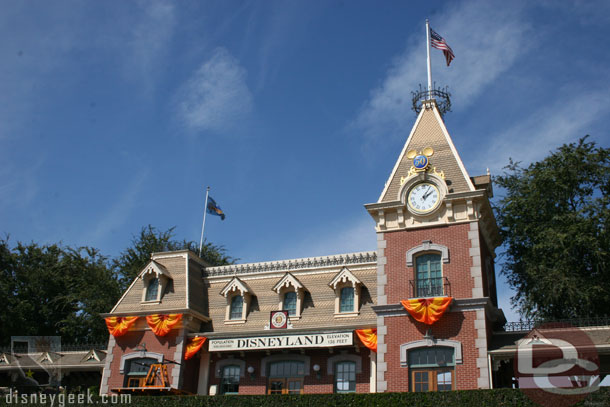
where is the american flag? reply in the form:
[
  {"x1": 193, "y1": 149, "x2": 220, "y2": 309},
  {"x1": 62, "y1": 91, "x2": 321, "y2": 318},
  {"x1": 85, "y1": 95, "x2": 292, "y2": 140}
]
[{"x1": 430, "y1": 28, "x2": 455, "y2": 66}]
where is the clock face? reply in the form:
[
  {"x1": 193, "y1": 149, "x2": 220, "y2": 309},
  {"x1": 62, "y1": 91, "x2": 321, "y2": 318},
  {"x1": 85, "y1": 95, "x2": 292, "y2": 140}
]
[{"x1": 408, "y1": 182, "x2": 441, "y2": 214}]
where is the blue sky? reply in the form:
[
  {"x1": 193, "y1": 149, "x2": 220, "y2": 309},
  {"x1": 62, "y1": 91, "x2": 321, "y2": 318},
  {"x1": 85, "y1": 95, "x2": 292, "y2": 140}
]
[{"x1": 1, "y1": 0, "x2": 609, "y2": 323}]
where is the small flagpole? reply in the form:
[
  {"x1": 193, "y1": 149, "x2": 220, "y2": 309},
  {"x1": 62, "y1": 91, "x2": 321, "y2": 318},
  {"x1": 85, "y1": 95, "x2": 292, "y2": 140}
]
[
  {"x1": 426, "y1": 19, "x2": 432, "y2": 97},
  {"x1": 199, "y1": 186, "x2": 210, "y2": 257}
]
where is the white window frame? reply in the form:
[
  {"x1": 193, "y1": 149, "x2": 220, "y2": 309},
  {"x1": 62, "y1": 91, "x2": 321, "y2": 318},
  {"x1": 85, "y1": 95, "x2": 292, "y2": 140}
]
[
  {"x1": 329, "y1": 267, "x2": 362, "y2": 318},
  {"x1": 139, "y1": 261, "x2": 172, "y2": 304},
  {"x1": 273, "y1": 273, "x2": 305, "y2": 320},
  {"x1": 220, "y1": 277, "x2": 252, "y2": 324}
]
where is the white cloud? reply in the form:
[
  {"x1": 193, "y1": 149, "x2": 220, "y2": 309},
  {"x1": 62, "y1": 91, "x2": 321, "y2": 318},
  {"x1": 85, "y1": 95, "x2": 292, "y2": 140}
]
[
  {"x1": 484, "y1": 88, "x2": 610, "y2": 174},
  {"x1": 124, "y1": 0, "x2": 176, "y2": 91},
  {"x1": 175, "y1": 48, "x2": 253, "y2": 134},
  {"x1": 351, "y1": 0, "x2": 530, "y2": 144}
]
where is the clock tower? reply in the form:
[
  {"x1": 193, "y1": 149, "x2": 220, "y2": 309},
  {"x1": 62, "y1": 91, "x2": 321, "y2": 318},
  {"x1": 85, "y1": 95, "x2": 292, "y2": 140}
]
[{"x1": 365, "y1": 98, "x2": 504, "y2": 392}]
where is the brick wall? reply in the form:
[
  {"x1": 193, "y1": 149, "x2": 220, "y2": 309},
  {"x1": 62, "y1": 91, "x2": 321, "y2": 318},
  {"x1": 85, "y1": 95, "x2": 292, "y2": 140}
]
[
  {"x1": 208, "y1": 348, "x2": 372, "y2": 395},
  {"x1": 383, "y1": 311, "x2": 479, "y2": 391},
  {"x1": 105, "y1": 325, "x2": 185, "y2": 391},
  {"x1": 384, "y1": 222, "x2": 474, "y2": 303}
]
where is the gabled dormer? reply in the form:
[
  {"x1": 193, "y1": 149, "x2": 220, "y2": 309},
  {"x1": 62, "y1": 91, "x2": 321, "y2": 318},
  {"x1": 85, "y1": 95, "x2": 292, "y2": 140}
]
[
  {"x1": 39, "y1": 352, "x2": 58, "y2": 364},
  {"x1": 273, "y1": 273, "x2": 306, "y2": 319},
  {"x1": 140, "y1": 260, "x2": 172, "y2": 304},
  {"x1": 329, "y1": 267, "x2": 363, "y2": 318},
  {"x1": 81, "y1": 349, "x2": 104, "y2": 363},
  {"x1": 220, "y1": 277, "x2": 253, "y2": 324}
]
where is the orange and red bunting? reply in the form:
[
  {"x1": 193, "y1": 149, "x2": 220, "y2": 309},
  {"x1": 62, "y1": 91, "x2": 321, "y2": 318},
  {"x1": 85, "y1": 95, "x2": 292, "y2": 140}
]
[
  {"x1": 355, "y1": 329, "x2": 377, "y2": 352},
  {"x1": 146, "y1": 314, "x2": 183, "y2": 336},
  {"x1": 105, "y1": 316, "x2": 139, "y2": 337},
  {"x1": 184, "y1": 336, "x2": 207, "y2": 360},
  {"x1": 401, "y1": 297, "x2": 453, "y2": 325}
]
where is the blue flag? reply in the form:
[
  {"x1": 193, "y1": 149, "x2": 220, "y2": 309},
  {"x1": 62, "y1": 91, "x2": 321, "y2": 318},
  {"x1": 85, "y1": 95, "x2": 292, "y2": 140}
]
[{"x1": 206, "y1": 197, "x2": 225, "y2": 220}]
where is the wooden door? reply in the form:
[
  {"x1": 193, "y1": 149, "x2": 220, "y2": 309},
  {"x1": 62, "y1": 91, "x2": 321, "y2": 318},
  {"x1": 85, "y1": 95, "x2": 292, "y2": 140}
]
[{"x1": 411, "y1": 369, "x2": 454, "y2": 392}]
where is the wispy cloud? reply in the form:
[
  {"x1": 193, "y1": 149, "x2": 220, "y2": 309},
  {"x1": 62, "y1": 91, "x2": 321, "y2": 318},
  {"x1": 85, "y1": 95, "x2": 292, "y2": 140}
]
[
  {"x1": 123, "y1": 0, "x2": 176, "y2": 92},
  {"x1": 485, "y1": 88, "x2": 610, "y2": 174},
  {"x1": 85, "y1": 170, "x2": 149, "y2": 245},
  {"x1": 175, "y1": 47, "x2": 253, "y2": 134},
  {"x1": 351, "y1": 0, "x2": 530, "y2": 145}
]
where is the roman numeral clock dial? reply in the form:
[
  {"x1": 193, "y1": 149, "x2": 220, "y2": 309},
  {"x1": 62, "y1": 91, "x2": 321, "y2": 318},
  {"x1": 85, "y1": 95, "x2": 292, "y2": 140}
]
[{"x1": 407, "y1": 182, "x2": 440, "y2": 214}]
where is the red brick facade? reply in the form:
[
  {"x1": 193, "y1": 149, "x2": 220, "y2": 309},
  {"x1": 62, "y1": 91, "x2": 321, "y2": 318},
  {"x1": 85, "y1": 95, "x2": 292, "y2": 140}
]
[{"x1": 384, "y1": 223, "x2": 474, "y2": 302}]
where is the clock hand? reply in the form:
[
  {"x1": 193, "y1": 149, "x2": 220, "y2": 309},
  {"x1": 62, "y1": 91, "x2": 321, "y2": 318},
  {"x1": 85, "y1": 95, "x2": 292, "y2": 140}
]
[{"x1": 423, "y1": 188, "x2": 433, "y2": 200}]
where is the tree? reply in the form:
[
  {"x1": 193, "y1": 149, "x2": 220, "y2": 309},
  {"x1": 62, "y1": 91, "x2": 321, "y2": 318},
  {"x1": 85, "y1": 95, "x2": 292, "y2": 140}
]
[
  {"x1": 113, "y1": 225, "x2": 234, "y2": 289},
  {"x1": 0, "y1": 239, "x2": 121, "y2": 345},
  {"x1": 494, "y1": 137, "x2": 609, "y2": 320}
]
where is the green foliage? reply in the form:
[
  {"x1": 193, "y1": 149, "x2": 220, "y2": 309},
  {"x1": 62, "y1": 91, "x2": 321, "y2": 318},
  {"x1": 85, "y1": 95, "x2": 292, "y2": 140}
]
[
  {"x1": 0, "y1": 239, "x2": 121, "y2": 345},
  {"x1": 113, "y1": 225, "x2": 234, "y2": 289},
  {"x1": 0, "y1": 225, "x2": 234, "y2": 346},
  {"x1": 494, "y1": 137, "x2": 609, "y2": 319}
]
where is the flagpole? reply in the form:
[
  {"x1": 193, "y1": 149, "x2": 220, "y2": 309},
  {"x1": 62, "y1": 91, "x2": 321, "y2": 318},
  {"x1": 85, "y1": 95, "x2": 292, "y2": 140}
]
[
  {"x1": 426, "y1": 19, "x2": 432, "y2": 97},
  {"x1": 199, "y1": 186, "x2": 210, "y2": 257}
]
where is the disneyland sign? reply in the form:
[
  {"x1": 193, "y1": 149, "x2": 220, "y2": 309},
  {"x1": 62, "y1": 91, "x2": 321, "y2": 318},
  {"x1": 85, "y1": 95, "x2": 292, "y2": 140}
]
[{"x1": 209, "y1": 332, "x2": 353, "y2": 351}]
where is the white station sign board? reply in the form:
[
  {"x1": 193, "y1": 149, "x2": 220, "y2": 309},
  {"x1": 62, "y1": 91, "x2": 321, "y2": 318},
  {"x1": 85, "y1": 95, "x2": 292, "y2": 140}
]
[{"x1": 209, "y1": 332, "x2": 353, "y2": 352}]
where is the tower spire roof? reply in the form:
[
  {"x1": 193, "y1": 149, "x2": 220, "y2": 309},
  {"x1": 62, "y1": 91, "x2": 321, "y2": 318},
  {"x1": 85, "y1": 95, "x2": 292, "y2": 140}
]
[{"x1": 378, "y1": 100, "x2": 474, "y2": 203}]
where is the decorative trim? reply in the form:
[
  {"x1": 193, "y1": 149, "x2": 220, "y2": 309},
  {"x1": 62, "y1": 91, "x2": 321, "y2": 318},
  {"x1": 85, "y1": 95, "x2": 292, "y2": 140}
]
[
  {"x1": 399, "y1": 339, "x2": 463, "y2": 367},
  {"x1": 327, "y1": 353, "x2": 363, "y2": 375},
  {"x1": 220, "y1": 277, "x2": 251, "y2": 297},
  {"x1": 119, "y1": 351, "x2": 163, "y2": 374},
  {"x1": 272, "y1": 273, "x2": 304, "y2": 293},
  {"x1": 205, "y1": 251, "x2": 377, "y2": 277},
  {"x1": 329, "y1": 267, "x2": 362, "y2": 290},
  {"x1": 260, "y1": 353, "x2": 311, "y2": 377},
  {"x1": 214, "y1": 358, "x2": 246, "y2": 378},
  {"x1": 406, "y1": 241, "x2": 449, "y2": 267},
  {"x1": 139, "y1": 260, "x2": 171, "y2": 279}
]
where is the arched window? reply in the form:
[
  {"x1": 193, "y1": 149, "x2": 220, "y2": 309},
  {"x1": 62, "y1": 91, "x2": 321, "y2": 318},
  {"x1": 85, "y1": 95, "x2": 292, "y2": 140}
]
[
  {"x1": 415, "y1": 253, "x2": 442, "y2": 297},
  {"x1": 283, "y1": 292, "x2": 297, "y2": 316},
  {"x1": 229, "y1": 295, "x2": 243, "y2": 320},
  {"x1": 339, "y1": 287, "x2": 354, "y2": 313},
  {"x1": 145, "y1": 278, "x2": 159, "y2": 301},
  {"x1": 334, "y1": 361, "x2": 356, "y2": 393},
  {"x1": 220, "y1": 365, "x2": 240, "y2": 394},
  {"x1": 408, "y1": 346, "x2": 454, "y2": 392}
]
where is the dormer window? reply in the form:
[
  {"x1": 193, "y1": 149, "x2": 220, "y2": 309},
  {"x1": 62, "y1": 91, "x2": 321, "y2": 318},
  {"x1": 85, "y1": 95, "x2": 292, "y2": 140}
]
[
  {"x1": 272, "y1": 273, "x2": 305, "y2": 319},
  {"x1": 139, "y1": 261, "x2": 172, "y2": 304},
  {"x1": 339, "y1": 287, "x2": 354, "y2": 313},
  {"x1": 145, "y1": 278, "x2": 159, "y2": 301},
  {"x1": 220, "y1": 277, "x2": 252, "y2": 324},
  {"x1": 283, "y1": 292, "x2": 297, "y2": 316},
  {"x1": 229, "y1": 295, "x2": 244, "y2": 320},
  {"x1": 329, "y1": 267, "x2": 362, "y2": 317}
]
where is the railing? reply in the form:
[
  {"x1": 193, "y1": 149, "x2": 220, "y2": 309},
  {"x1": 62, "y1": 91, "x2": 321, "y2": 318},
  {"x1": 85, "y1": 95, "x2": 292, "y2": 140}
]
[
  {"x1": 409, "y1": 277, "x2": 451, "y2": 298},
  {"x1": 503, "y1": 316, "x2": 610, "y2": 332}
]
